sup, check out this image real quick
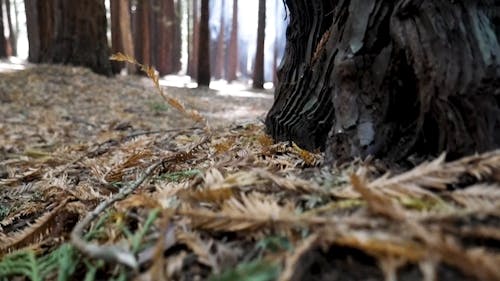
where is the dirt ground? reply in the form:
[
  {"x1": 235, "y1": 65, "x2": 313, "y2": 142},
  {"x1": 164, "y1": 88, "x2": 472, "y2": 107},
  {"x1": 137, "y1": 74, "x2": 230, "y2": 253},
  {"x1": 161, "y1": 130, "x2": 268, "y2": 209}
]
[{"x1": 0, "y1": 64, "x2": 499, "y2": 281}]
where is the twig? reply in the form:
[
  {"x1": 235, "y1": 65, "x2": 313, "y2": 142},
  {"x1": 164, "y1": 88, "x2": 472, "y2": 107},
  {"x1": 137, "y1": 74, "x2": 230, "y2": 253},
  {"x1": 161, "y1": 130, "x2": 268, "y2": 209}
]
[
  {"x1": 70, "y1": 160, "x2": 163, "y2": 269},
  {"x1": 125, "y1": 126, "x2": 203, "y2": 139}
]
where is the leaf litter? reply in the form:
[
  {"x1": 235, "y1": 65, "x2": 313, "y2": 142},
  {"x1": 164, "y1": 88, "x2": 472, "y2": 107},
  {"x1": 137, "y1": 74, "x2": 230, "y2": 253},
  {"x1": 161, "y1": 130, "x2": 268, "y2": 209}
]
[{"x1": 0, "y1": 63, "x2": 499, "y2": 281}]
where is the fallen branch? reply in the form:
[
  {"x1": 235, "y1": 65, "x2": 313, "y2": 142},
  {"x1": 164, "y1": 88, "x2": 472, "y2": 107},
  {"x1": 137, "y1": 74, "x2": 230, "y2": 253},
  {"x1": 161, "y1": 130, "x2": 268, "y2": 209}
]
[{"x1": 70, "y1": 161, "x2": 163, "y2": 269}]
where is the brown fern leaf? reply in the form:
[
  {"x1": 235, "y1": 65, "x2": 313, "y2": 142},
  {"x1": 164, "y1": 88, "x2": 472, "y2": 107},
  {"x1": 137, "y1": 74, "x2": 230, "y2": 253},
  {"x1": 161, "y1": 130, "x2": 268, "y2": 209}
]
[
  {"x1": 104, "y1": 150, "x2": 153, "y2": 182},
  {"x1": 179, "y1": 187, "x2": 235, "y2": 205},
  {"x1": 0, "y1": 198, "x2": 70, "y2": 253},
  {"x1": 110, "y1": 52, "x2": 206, "y2": 124},
  {"x1": 179, "y1": 192, "x2": 295, "y2": 233},
  {"x1": 450, "y1": 184, "x2": 500, "y2": 211},
  {"x1": 291, "y1": 142, "x2": 322, "y2": 166},
  {"x1": 0, "y1": 202, "x2": 43, "y2": 230},
  {"x1": 110, "y1": 52, "x2": 138, "y2": 64}
]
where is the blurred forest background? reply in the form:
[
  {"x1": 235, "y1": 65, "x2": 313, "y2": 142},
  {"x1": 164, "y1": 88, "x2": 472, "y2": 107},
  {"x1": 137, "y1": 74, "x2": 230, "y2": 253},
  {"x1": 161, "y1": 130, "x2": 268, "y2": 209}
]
[{"x1": 0, "y1": 0, "x2": 287, "y2": 89}]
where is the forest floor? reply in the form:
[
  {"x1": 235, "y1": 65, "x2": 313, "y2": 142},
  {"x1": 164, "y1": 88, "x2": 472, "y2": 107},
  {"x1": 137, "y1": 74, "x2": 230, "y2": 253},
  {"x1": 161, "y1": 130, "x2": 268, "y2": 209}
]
[{"x1": 0, "y1": 64, "x2": 499, "y2": 281}]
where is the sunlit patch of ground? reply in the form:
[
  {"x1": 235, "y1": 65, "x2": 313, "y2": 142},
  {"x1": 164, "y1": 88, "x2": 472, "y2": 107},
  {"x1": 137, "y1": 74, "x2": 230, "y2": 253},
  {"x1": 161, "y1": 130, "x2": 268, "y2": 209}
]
[{"x1": 0, "y1": 57, "x2": 31, "y2": 73}]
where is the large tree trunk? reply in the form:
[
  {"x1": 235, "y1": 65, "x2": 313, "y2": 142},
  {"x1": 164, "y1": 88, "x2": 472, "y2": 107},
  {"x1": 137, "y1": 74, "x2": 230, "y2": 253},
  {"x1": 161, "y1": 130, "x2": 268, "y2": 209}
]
[
  {"x1": 0, "y1": 0, "x2": 7, "y2": 57},
  {"x1": 24, "y1": 0, "x2": 111, "y2": 75},
  {"x1": 266, "y1": 0, "x2": 500, "y2": 164},
  {"x1": 252, "y1": 0, "x2": 266, "y2": 89},
  {"x1": 134, "y1": 0, "x2": 151, "y2": 67},
  {"x1": 197, "y1": 0, "x2": 211, "y2": 86}
]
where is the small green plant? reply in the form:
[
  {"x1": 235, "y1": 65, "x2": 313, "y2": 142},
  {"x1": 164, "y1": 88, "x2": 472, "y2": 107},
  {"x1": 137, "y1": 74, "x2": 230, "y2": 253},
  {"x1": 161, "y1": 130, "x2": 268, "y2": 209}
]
[
  {"x1": 257, "y1": 236, "x2": 292, "y2": 253},
  {"x1": 147, "y1": 101, "x2": 169, "y2": 113},
  {"x1": 154, "y1": 169, "x2": 201, "y2": 183},
  {"x1": 209, "y1": 260, "x2": 280, "y2": 281},
  {"x1": 0, "y1": 243, "x2": 77, "y2": 281}
]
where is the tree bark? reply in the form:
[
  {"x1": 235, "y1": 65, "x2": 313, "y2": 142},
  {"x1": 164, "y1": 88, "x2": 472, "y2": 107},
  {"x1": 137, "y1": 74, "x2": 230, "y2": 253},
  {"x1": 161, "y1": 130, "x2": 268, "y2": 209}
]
[
  {"x1": 227, "y1": 0, "x2": 238, "y2": 82},
  {"x1": 24, "y1": 0, "x2": 40, "y2": 61},
  {"x1": 252, "y1": 0, "x2": 266, "y2": 89},
  {"x1": 214, "y1": 0, "x2": 226, "y2": 80},
  {"x1": 134, "y1": 0, "x2": 151, "y2": 67},
  {"x1": 119, "y1": 0, "x2": 135, "y2": 74},
  {"x1": 0, "y1": 0, "x2": 7, "y2": 57},
  {"x1": 24, "y1": 0, "x2": 111, "y2": 75},
  {"x1": 187, "y1": 0, "x2": 199, "y2": 79},
  {"x1": 157, "y1": 0, "x2": 181, "y2": 75},
  {"x1": 197, "y1": 0, "x2": 211, "y2": 86},
  {"x1": 110, "y1": 0, "x2": 123, "y2": 72},
  {"x1": 265, "y1": 0, "x2": 500, "y2": 164}
]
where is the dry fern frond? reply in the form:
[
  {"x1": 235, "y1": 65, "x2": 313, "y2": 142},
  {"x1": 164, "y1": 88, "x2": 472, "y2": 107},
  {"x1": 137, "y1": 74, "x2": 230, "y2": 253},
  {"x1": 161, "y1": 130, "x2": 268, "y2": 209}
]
[
  {"x1": 350, "y1": 173, "x2": 406, "y2": 221},
  {"x1": 104, "y1": 150, "x2": 153, "y2": 182},
  {"x1": 179, "y1": 192, "x2": 296, "y2": 233},
  {"x1": 110, "y1": 52, "x2": 206, "y2": 124},
  {"x1": 0, "y1": 198, "x2": 69, "y2": 254},
  {"x1": 176, "y1": 231, "x2": 214, "y2": 267},
  {"x1": 0, "y1": 168, "x2": 43, "y2": 187},
  {"x1": 370, "y1": 151, "x2": 500, "y2": 191},
  {"x1": 291, "y1": 142, "x2": 322, "y2": 166},
  {"x1": 256, "y1": 169, "x2": 325, "y2": 194},
  {"x1": 450, "y1": 184, "x2": 500, "y2": 211},
  {"x1": 279, "y1": 234, "x2": 319, "y2": 281},
  {"x1": 422, "y1": 233, "x2": 500, "y2": 281},
  {"x1": 179, "y1": 187, "x2": 235, "y2": 205},
  {"x1": 362, "y1": 151, "x2": 500, "y2": 208}
]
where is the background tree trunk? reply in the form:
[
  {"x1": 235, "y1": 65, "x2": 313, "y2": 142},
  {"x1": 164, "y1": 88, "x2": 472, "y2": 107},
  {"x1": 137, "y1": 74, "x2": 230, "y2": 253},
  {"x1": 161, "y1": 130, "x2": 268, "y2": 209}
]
[
  {"x1": 110, "y1": 0, "x2": 123, "y2": 72},
  {"x1": 214, "y1": 0, "x2": 225, "y2": 80},
  {"x1": 0, "y1": 0, "x2": 7, "y2": 57},
  {"x1": 187, "y1": 0, "x2": 199, "y2": 79},
  {"x1": 134, "y1": 0, "x2": 151, "y2": 67},
  {"x1": 266, "y1": 0, "x2": 500, "y2": 163},
  {"x1": 24, "y1": 0, "x2": 111, "y2": 75},
  {"x1": 227, "y1": 0, "x2": 238, "y2": 83},
  {"x1": 118, "y1": 0, "x2": 135, "y2": 74},
  {"x1": 156, "y1": 0, "x2": 181, "y2": 76},
  {"x1": 24, "y1": 0, "x2": 40, "y2": 61},
  {"x1": 197, "y1": 0, "x2": 210, "y2": 86},
  {"x1": 5, "y1": 0, "x2": 17, "y2": 56},
  {"x1": 252, "y1": 0, "x2": 266, "y2": 89}
]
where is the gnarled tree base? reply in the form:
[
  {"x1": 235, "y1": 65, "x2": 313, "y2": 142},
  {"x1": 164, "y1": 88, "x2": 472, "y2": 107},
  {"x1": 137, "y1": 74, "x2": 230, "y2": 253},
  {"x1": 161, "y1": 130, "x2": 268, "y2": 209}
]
[{"x1": 266, "y1": 0, "x2": 500, "y2": 164}]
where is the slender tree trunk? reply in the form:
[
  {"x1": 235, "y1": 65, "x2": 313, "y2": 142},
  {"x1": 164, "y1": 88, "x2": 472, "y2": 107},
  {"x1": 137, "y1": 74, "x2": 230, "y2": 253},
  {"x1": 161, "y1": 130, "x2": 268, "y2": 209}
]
[
  {"x1": 252, "y1": 0, "x2": 266, "y2": 89},
  {"x1": 227, "y1": 0, "x2": 238, "y2": 82},
  {"x1": 214, "y1": 0, "x2": 225, "y2": 80},
  {"x1": 0, "y1": 0, "x2": 7, "y2": 57},
  {"x1": 266, "y1": 0, "x2": 500, "y2": 164},
  {"x1": 173, "y1": 0, "x2": 182, "y2": 72},
  {"x1": 134, "y1": 0, "x2": 151, "y2": 66},
  {"x1": 24, "y1": 0, "x2": 40, "y2": 61},
  {"x1": 5, "y1": 0, "x2": 17, "y2": 56},
  {"x1": 197, "y1": 0, "x2": 210, "y2": 86},
  {"x1": 187, "y1": 0, "x2": 199, "y2": 78},
  {"x1": 110, "y1": 0, "x2": 123, "y2": 72},
  {"x1": 158, "y1": 0, "x2": 180, "y2": 75},
  {"x1": 119, "y1": 0, "x2": 135, "y2": 74}
]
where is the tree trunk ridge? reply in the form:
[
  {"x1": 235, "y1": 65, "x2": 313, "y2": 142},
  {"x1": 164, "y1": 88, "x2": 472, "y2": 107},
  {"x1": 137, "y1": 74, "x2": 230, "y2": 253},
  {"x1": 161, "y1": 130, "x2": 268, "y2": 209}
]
[{"x1": 266, "y1": 0, "x2": 500, "y2": 163}]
